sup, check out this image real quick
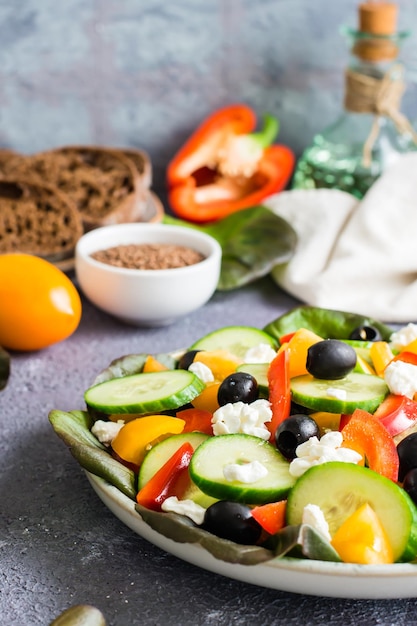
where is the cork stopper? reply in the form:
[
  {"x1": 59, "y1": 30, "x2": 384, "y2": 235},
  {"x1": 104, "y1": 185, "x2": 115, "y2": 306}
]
[
  {"x1": 353, "y1": 2, "x2": 399, "y2": 61},
  {"x1": 359, "y1": 2, "x2": 397, "y2": 35}
]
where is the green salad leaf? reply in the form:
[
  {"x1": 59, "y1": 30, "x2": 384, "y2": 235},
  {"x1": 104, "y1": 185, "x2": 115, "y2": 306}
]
[
  {"x1": 48, "y1": 409, "x2": 137, "y2": 500},
  {"x1": 92, "y1": 352, "x2": 178, "y2": 385},
  {"x1": 136, "y1": 503, "x2": 274, "y2": 566},
  {"x1": 264, "y1": 306, "x2": 394, "y2": 343},
  {"x1": 0, "y1": 345, "x2": 10, "y2": 391},
  {"x1": 164, "y1": 206, "x2": 297, "y2": 290},
  {"x1": 264, "y1": 524, "x2": 342, "y2": 562}
]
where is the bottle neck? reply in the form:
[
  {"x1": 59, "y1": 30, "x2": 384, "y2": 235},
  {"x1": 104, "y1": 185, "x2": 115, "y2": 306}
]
[
  {"x1": 341, "y1": 27, "x2": 409, "y2": 116},
  {"x1": 341, "y1": 26, "x2": 409, "y2": 76}
]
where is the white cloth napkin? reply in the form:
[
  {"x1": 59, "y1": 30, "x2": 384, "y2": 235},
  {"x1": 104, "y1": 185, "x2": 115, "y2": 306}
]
[{"x1": 265, "y1": 152, "x2": 417, "y2": 323}]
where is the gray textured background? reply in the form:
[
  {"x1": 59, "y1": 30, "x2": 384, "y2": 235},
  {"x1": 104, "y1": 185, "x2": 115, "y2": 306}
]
[{"x1": 1, "y1": 0, "x2": 417, "y2": 201}]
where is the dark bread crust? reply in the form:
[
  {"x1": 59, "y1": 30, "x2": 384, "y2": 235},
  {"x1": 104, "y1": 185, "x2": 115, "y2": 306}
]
[
  {"x1": 117, "y1": 147, "x2": 152, "y2": 189},
  {"x1": 0, "y1": 146, "x2": 154, "y2": 230},
  {"x1": 0, "y1": 179, "x2": 83, "y2": 261}
]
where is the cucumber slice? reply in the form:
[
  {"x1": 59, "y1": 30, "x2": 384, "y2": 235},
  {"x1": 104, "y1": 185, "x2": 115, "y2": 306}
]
[
  {"x1": 139, "y1": 432, "x2": 216, "y2": 507},
  {"x1": 342, "y1": 340, "x2": 373, "y2": 367},
  {"x1": 290, "y1": 372, "x2": 388, "y2": 414},
  {"x1": 236, "y1": 362, "x2": 269, "y2": 396},
  {"x1": 190, "y1": 326, "x2": 277, "y2": 361},
  {"x1": 138, "y1": 432, "x2": 207, "y2": 487},
  {"x1": 189, "y1": 433, "x2": 295, "y2": 504},
  {"x1": 84, "y1": 370, "x2": 204, "y2": 415},
  {"x1": 286, "y1": 462, "x2": 417, "y2": 562}
]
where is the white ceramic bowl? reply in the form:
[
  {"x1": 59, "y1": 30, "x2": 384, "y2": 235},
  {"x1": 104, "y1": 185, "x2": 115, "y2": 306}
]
[{"x1": 75, "y1": 223, "x2": 222, "y2": 326}]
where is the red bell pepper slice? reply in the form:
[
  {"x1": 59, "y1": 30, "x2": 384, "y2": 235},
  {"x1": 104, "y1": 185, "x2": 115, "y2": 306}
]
[
  {"x1": 136, "y1": 442, "x2": 193, "y2": 511},
  {"x1": 166, "y1": 104, "x2": 295, "y2": 223},
  {"x1": 338, "y1": 413, "x2": 351, "y2": 430},
  {"x1": 373, "y1": 393, "x2": 417, "y2": 437},
  {"x1": 340, "y1": 409, "x2": 399, "y2": 482},
  {"x1": 251, "y1": 500, "x2": 287, "y2": 535},
  {"x1": 279, "y1": 331, "x2": 296, "y2": 346},
  {"x1": 176, "y1": 407, "x2": 214, "y2": 436},
  {"x1": 391, "y1": 351, "x2": 417, "y2": 367},
  {"x1": 267, "y1": 349, "x2": 291, "y2": 442}
]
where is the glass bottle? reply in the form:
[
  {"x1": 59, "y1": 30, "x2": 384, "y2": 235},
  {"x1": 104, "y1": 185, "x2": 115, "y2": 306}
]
[{"x1": 292, "y1": 2, "x2": 417, "y2": 199}]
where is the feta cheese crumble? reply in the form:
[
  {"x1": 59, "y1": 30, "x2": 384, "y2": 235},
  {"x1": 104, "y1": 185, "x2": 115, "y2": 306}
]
[
  {"x1": 384, "y1": 360, "x2": 417, "y2": 399},
  {"x1": 289, "y1": 431, "x2": 362, "y2": 477},
  {"x1": 390, "y1": 323, "x2": 417, "y2": 351},
  {"x1": 302, "y1": 504, "x2": 331, "y2": 542},
  {"x1": 223, "y1": 460, "x2": 268, "y2": 484},
  {"x1": 91, "y1": 419, "x2": 124, "y2": 446},
  {"x1": 212, "y1": 399, "x2": 272, "y2": 440},
  {"x1": 244, "y1": 343, "x2": 277, "y2": 364},
  {"x1": 188, "y1": 361, "x2": 214, "y2": 383},
  {"x1": 161, "y1": 496, "x2": 206, "y2": 525},
  {"x1": 326, "y1": 387, "x2": 347, "y2": 401}
]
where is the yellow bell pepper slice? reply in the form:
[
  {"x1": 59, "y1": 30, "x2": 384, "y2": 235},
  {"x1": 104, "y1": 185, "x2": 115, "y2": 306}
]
[
  {"x1": 111, "y1": 414, "x2": 185, "y2": 467},
  {"x1": 331, "y1": 502, "x2": 394, "y2": 564},
  {"x1": 370, "y1": 341, "x2": 394, "y2": 377},
  {"x1": 143, "y1": 355, "x2": 169, "y2": 373},
  {"x1": 191, "y1": 380, "x2": 221, "y2": 413},
  {"x1": 402, "y1": 337, "x2": 417, "y2": 355},
  {"x1": 283, "y1": 328, "x2": 323, "y2": 379},
  {"x1": 193, "y1": 349, "x2": 241, "y2": 381},
  {"x1": 309, "y1": 411, "x2": 341, "y2": 435}
]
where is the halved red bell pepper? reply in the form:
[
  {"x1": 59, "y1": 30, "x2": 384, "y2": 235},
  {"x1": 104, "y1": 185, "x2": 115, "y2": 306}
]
[
  {"x1": 167, "y1": 104, "x2": 295, "y2": 223},
  {"x1": 373, "y1": 393, "x2": 417, "y2": 437},
  {"x1": 267, "y1": 349, "x2": 291, "y2": 442},
  {"x1": 341, "y1": 408, "x2": 399, "y2": 482},
  {"x1": 136, "y1": 442, "x2": 193, "y2": 511}
]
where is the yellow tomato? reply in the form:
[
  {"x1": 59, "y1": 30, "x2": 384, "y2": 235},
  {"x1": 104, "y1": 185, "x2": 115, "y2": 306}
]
[{"x1": 0, "y1": 253, "x2": 82, "y2": 351}]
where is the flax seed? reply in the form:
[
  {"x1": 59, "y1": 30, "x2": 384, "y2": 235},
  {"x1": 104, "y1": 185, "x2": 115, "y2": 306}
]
[{"x1": 90, "y1": 243, "x2": 205, "y2": 270}]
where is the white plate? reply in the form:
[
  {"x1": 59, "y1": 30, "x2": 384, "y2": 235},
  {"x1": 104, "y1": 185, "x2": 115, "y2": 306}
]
[{"x1": 86, "y1": 471, "x2": 417, "y2": 599}]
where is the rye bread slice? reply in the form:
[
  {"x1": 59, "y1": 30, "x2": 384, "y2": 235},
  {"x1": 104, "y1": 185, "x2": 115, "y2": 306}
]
[
  {"x1": 117, "y1": 147, "x2": 152, "y2": 189},
  {"x1": 113, "y1": 147, "x2": 153, "y2": 222},
  {"x1": 1, "y1": 146, "x2": 142, "y2": 230},
  {"x1": 0, "y1": 179, "x2": 83, "y2": 262}
]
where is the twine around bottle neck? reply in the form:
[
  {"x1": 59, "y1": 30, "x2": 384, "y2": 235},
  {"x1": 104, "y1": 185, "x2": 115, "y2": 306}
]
[{"x1": 344, "y1": 63, "x2": 417, "y2": 167}]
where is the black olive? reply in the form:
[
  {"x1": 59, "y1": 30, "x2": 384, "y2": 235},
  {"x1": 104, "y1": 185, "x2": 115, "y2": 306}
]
[
  {"x1": 203, "y1": 501, "x2": 262, "y2": 544},
  {"x1": 306, "y1": 339, "x2": 357, "y2": 380},
  {"x1": 349, "y1": 325, "x2": 382, "y2": 342},
  {"x1": 217, "y1": 372, "x2": 259, "y2": 406},
  {"x1": 275, "y1": 414, "x2": 320, "y2": 460},
  {"x1": 402, "y1": 468, "x2": 417, "y2": 505},
  {"x1": 178, "y1": 349, "x2": 202, "y2": 370},
  {"x1": 397, "y1": 433, "x2": 417, "y2": 482},
  {"x1": 290, "y1": 401, "x2": 312, "y2": 415}
]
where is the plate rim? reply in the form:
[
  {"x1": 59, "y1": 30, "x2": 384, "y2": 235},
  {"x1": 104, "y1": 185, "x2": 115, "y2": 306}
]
[{"x1": 86, "y1": 471, "x2": 417, "y2": 599}]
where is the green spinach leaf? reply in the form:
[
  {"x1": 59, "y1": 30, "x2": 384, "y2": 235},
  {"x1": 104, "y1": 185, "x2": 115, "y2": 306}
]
[
  {"x1": 264, "y1": 306, "x2": 394, "y2": 343},
  {"x1": 164, "y1": 206, "x2": 297, "y2": 290}
]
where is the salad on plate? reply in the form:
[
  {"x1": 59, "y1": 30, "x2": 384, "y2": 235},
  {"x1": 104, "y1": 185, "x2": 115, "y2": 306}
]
[{"x1": 49, "y1": 306, "x2": 417, "y2": 569}]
